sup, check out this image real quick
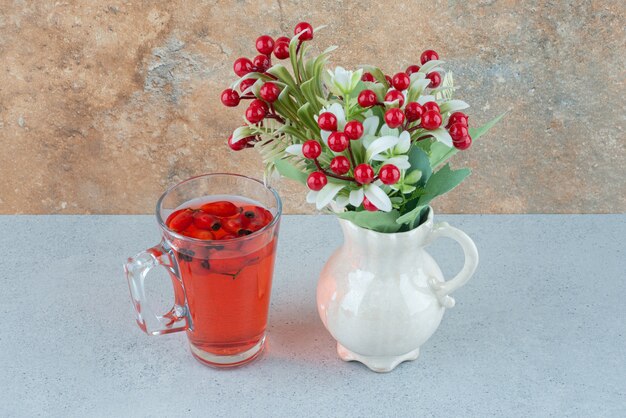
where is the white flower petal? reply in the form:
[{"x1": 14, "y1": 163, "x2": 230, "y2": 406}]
[
  {"x1": 426, "y1": 127, "x2": 453, "y2": 147},
  {"x1": 320, "y1": 129, "x2": 331, "y2": 145},
  {"x1": 366, "y1": 135, "x2": 399, "y2": 161},
  {"x1": 316, "y1": 182, "x2": 345, "y2": 210},
  {"x1": 379, "y1": 125, "x2": 399, "y2": 137},
  {"x1": 363, "y1": 116, "x2": 379, "y2": 136},
  {"x1": 285, "y1": 144, "x2": 304, "y2": 157},
  {"x1": 395, "y1": 131, "x2": 411, "y2": 153},
  {"x1": 349, "y1": 188, "x2": 364, "y2": 207},
  {"x1": 363, "y1": 183, "x2": 392, "y2": 212},
  {"x1": 335, "y1": 194, "x2": 349, "y2": 208},
  {"x1": 360, "y1": 134, "x2": 377, "y2": 149},
  {"x1": 328, "y1": 103, "x2": 346, "y2": 129},
  {"x1": 306, "y1": 190, "x2": 318, "y2": 204},
  {"x1": 417, "y1": 95, "x2": 436, "y2": 105},
  {"x1": 382, "y1": 156, "x2": 411, "y2": 170}
]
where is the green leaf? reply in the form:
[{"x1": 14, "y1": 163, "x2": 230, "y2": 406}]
[
  {"x1": 406, "y1": 79, "x2": 431, "y2": 103},
  {"x1": 428, "y1": 112, "x2": 507, "y2": 169},
  {"x1": 230, "y1": 126, "x2": 255, "y2": 144},
  {"x1": 428, "y1": 141, "x2": 456, "y2": 169},
  {"x1": 278, "y1": 125, "x2": 308, "y2": 142},
  {"x1": 439, "y1": 100, "x2": 469, "y2": 114},
  {"x1": 337, "y1": 209, "x2": 402, "y2": 233},
  {"x1": 273, "y1": 158, "x2": 308, "y2": 185},
  {"x1": 297, "y1": 102, "x2": 319, "y2": 134},
  {"x1": 301, "y1": 78, "x2": 322, "y2": 114},
  {"x1": 397, "y1": 164, "x2": 470, "y2": 226},
  {"x1": 267, "y1": 64, "x2": 305, "y2": 103},
  {"x1": 407, "y1": 146, "x2": 432, "y2": 186},
  {"x1": 469, "y1": 111, "x2": 507, "y2": 140}
]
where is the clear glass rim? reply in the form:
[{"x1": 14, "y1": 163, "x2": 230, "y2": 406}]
[{"x1": 155, "y1": 173, "x2": 282, "y2": 244}]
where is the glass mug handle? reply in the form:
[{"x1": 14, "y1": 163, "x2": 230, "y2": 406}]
[
  {"x1": 124, "y1": 242, "x2": 188, "y2": 335},
  {"x1": 426, "y1": 222, "x2": 479, "y2": 309}
]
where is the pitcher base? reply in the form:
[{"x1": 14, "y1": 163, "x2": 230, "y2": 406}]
[{"x1": 337, "y1": 343, "x2": 420, "y2": 373}]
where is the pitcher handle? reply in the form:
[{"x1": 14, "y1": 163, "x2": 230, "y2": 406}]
[
  {"x1": 426, "y1": 222, "x2": 479, "y2": 308},
  {"x1": 124, "y1": 242, "x2": 189, "y2": 335}
]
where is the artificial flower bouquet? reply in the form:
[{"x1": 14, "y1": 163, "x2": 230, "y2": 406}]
[{"x1": 221, "y1": 22, "x2": 503, "y2": 232}]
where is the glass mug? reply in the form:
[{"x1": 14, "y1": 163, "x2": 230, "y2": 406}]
[{"x1": 125, "y1": 174, "x2": 281, "y2": 367}]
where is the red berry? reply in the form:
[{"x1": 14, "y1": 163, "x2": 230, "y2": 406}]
[
  {"x1": 421, "y1": 110, "x2": 442, "y2": 130},
  {"x1": 167, "y1": 209, "x2": 194, "y2": 232},
  {"x1": 448, "y1": 112, "x2": 469, "y2": 127},
  {"x1": 330, "y1": 156, "x2": 350, "y2": 175},
  {"x1": 354, "y1": 164, "x2": 375, "y2": 184},
  {"x1": 302, "y1": 140, "x2": 322, "y2": 159},
  {"x1": 307, "y1": 172, "x2": 327, "y2": 191},
  {"x1": 385, "y1": 75, "x2": 393, "y2": 85},
  {"x1": 200, "y1": 201, "x2": 240, "y2": 217},
  {"x1": 358, "y1": 89, "x2": 377, "y2": 107},
  {"x1": 344, "y1": 120, "x2": 364, "y2": 140},
  {"x1": 420, "y1": 49, "x2": 439, "y2": 64},
  {"x1": 392, "y1": 72, "x2": 410, "y2": 90},
  {"x1": 253, "y1": 54, "x2": 271, "y2": 72},
  {"x1": 259, "y1": 82, "x2": 280, "y2": 102},
  {"x1": 405, "y1": 102, "x2": 424, "y2": 122},
  {"x1": 239, "y1": 78, "x2": 256, "y2": 92},
  {"x1": 448, "y1": 123, "x2": 469, "y2": 141},
  {"x1": 427, "y1": 71, "x2": 441, "y2": 88},
  {"x1": 361, "y1": 72, "x2": 375, "y2": 82},
  {"x1": 276, "y1": 36, "x2": 290, "y2": 44},
  {"x1": 221, "y1": 89, "x2": 240, "y2": 107},
  {"x1": 405, "y1": 64, "x2": 421, "y2": 75},
  {"x1": 317, "y1": 112, "x2": 338, "y2": 131},
  {"x1": 273, "y1": 42, "x2": 290, "y2": 60},
  {"x1": 255, "y1": 35, "x2": 275, "y2": 55},
  {"x1": 384, "y1": 90, "x2": 405, "y2": 107},
  {"x1": 233, "y1": 57, "x2": 253, "y2": 77},
  {"x1": 328, "y1": 132, "x2": 349, "y2": 152},
  {"x1": 453, "y1": 135, "x2": 472, "y2": 150},
  {"x1": 362, "y1": 197, "x2": 378, "y2": 211},
  {"x1": 183, "y1": 224, "x2": 215, "y2": 240},
  {"x1": 246, "y1": 103, "x2": 266, "y2": 123},
  {"x1": 379, "y1": 164, "x2": 400, "y2": 185},
  {"x1": 228, "y1": 134, "x2": 247, "y2": 151},
  {"x1": 294, "y1": 22, "x2": 313, "y2": 40},
  {"x1": 384, "y1": 108, "x2": 405, "y2": 128},
  {"x1": 193, "y1": 212, "x2": 222, "y2": 231},
  {"x1": 249, "y1": 99, "x2": 268, "y2": 112},
  {"x1": 423, "y1": 101, "x2": 440, "y2": 113}
]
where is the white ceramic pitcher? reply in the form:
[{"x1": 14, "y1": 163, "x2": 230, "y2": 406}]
[{"x1": 317, "y1": 208, "x2": 478, "y2": 372}]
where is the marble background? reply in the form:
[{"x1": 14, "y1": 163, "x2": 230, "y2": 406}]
[{"x1": 0, "y1": 0, "x2": 624, "y2": 214}]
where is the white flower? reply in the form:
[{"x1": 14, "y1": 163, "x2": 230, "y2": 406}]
[
  {"x1": 326, "y1": 66, "x2": 363, "y2": 96},
  {"x1": 364, "y1": 130, "x2": 411, "y2": 169},
  {"x1": 349, "y1": 188, "x2": 364, "y2": 207},
  {"x1": 363, "y1": 183, "x2": 392, "y2": 212},
  {"x1": 360, "y1": 116, "x2": 380, "y2": 149},
  {"x1": 306, "y1": 182, "x2": 345, "y2": 210}
]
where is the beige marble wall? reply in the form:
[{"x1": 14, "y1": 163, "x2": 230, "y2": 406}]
[{"x1": 0, "y1": 0, "x2": 624, "y2": 214}]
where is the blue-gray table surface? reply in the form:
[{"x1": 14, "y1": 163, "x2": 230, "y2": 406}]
[{"x1": 0, "y1": 214, "x2": 624, "y2": 418}]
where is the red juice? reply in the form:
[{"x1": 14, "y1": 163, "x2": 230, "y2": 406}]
[{"x1": 165, "y1": 197, "x2": 278, "y2": 364}]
